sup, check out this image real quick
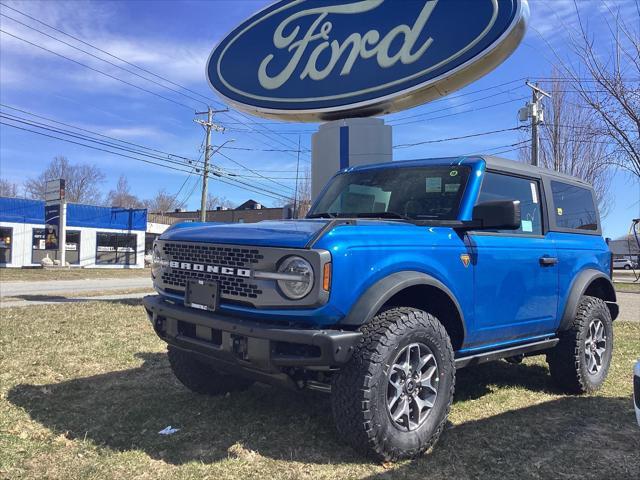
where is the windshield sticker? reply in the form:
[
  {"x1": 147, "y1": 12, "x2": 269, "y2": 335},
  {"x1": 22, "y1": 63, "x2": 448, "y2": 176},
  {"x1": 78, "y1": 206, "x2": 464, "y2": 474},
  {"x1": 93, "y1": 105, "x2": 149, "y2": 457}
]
[
  {"x1": 521, "y1": 220, "x2": 533, "y2": 233},
  {"x1": 444, "y1": 183, "x2": 460, "y2": 193},
  {"x1": 530, "y1": 182, "x2": 538, "y2": 204},
  {"x1": 449, "y1": 170, "x2": 459, "y2": 177},
  {"x1": 425, "y1": 177, "x2": 442, "y2": 193},
  {"x1": 557, "y1": 207, "x2": 563, "y2": 216}
]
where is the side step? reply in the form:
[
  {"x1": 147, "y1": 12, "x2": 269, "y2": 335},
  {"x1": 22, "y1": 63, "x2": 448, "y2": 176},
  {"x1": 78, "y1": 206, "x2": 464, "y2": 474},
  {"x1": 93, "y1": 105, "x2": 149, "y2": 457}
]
[{"x1": 454, "y1": 338, "x2": 559, "y2": 369}]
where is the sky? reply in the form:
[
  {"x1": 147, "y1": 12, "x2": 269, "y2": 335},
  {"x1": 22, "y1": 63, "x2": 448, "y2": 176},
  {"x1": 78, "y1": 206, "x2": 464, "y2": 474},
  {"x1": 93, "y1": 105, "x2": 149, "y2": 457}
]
[{"x1": 0, "y1": 0, "x2": 638, "y2": 239}]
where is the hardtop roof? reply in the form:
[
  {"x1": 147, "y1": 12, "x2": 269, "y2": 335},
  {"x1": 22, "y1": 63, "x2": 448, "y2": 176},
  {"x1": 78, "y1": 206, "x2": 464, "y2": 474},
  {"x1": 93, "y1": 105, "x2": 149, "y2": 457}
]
[{"x1": 346, "y1": 155, "x2": 593, "y2": 189}]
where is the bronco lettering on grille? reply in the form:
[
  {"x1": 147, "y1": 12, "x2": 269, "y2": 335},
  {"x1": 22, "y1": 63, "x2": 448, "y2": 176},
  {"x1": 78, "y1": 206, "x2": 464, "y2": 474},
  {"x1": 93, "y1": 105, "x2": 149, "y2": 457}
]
[{"x1": 169, "y1": 261, "x2": 251, "y2": 278}]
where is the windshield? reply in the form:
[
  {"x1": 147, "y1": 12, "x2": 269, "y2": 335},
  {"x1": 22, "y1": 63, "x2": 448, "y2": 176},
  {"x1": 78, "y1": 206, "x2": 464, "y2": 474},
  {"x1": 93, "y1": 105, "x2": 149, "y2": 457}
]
[{"x1": 309, "y1": 165, "x2": 470, "y2": 221}]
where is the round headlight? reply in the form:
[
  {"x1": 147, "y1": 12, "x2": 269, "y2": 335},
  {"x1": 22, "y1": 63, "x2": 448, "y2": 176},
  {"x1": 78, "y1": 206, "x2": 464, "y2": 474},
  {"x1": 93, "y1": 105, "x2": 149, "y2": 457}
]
[
  {"x1": 151, "y1": 245, "x2": 163, "y2": 279},
  {"x1": 277, "y1": 256, "x2": 314, "y2": 300}
]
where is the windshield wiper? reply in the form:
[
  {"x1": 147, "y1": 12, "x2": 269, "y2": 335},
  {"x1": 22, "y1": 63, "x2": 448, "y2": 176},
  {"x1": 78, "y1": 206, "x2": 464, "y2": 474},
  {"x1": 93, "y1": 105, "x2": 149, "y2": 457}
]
[
  {"x1": 307, "y1": 212, "x2": 336, "y2": 219},
  {"x1": 354, "y1": 212, "x2": 415, "y2": 222}
]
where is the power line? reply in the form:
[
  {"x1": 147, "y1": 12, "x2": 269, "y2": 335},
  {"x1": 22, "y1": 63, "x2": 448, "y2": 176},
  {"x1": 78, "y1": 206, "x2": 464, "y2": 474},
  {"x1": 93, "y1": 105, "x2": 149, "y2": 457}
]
[
  {"x1": 0, "y1": 12, "x2": 210, "y2": 107},
  {"x1": 0, "y1": 104, "x2": 198, "y2": 162},
  {"x1": 393, "y1": 126, "x2": 527, "y2": 149},
  {"x1": 215, "y1": 150, "x2": 295, "y2": 194},
  {"x1": 388, "y1": 86, "x2": 525, "y2": 124},
  {"x1": 0, "y1": 29, "x2": 198, "y2": 111},
  {"x1": 0, "y1": 112, "x2": 199, "y2": 168},
  {"x1": 0, "y1": 105, "x2": 302, "y2": 188},
  {"x1": 0, "y1": 3, "x2": 310, "y2": 157},
  {"x1": 0, "y1": 2, "x2": 212, "y2": 103},
  {"x1": 389, "y1": 96, "x2": 529, "y2": 126},
  {"x1": 1, "y1": 119, "x2": 292, "y2": 201}
]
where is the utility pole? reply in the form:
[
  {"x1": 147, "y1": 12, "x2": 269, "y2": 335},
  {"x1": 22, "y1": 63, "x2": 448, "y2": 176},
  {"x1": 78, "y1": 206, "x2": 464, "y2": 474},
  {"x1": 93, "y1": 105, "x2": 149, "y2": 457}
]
[
  {"x1": 194, "y1": 107, "x2": 227, "y2": 222},
  {"x1": 520, "y1": 82, "x2": 551, "y2": 168}
]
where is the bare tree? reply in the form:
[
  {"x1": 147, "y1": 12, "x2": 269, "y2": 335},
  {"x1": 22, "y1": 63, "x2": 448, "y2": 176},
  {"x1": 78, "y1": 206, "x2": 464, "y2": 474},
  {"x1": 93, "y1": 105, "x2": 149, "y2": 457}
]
[
  {"x1": 519, "y1": 77, "x2": 613, "y2": 216},
  {"x1": 0, "y1": 179, "x2": 19, "y2": 197},
  {"x1": 558, "y1": 1, "x2": 640, "y2": 177},
  {"x1": 107, "y1": 175, "x2": 143, "y2": 209},
  {"x1": 144, "y1": 189, "x2": 181, "y2": 213},
  {"x1": 25, "y1": 156, "x2": 105, "y2": 204},
  {"x1": 294, "y1": 167, "x2": 312, "y2": 218},
  {"x1": 206, "y1": 193, "x2": 234, "y2": 211}
]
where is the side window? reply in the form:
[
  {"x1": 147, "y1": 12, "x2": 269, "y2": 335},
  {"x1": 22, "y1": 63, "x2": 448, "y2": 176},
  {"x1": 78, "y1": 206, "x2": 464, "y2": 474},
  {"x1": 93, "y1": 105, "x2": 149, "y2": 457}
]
[
  {"x1": 477, "y1": 172, "x2": 543, "y2": 235},
  {"x1": 551, "y1": 181, "x2": 598, "y2": 231}
]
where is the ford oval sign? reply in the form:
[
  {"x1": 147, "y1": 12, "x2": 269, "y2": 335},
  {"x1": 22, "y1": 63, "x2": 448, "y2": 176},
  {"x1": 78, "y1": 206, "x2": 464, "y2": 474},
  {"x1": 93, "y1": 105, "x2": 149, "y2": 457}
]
[{"x1": 207, "y1": 0, "x2": 529, "y2": 122}]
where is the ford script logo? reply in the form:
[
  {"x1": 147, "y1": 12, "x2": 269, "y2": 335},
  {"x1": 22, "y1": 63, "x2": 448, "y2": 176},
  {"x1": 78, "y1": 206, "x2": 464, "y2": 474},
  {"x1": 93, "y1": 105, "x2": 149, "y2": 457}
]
[{"x1": 206, "y1": 0, "x2": 529, "y2": 121}]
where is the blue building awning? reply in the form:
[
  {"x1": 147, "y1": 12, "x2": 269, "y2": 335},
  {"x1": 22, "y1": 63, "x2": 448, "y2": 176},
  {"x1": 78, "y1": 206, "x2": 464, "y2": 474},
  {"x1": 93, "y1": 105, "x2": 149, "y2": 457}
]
[{"x1": 0, "y1": 197, "x2": 147, "y2": 231}]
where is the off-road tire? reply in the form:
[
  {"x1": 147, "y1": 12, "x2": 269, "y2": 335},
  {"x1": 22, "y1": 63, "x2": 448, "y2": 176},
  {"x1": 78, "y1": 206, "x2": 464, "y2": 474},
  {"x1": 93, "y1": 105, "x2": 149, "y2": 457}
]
[
  {"x1": 168, "y1": 346, "x2": 253, "y2": 395},
  {"x1": 546, "y1": 296, "x2": 613, "y2": 394},
  {"x1": 331, "y1": 307, "x2": 455, "y2": 461}
]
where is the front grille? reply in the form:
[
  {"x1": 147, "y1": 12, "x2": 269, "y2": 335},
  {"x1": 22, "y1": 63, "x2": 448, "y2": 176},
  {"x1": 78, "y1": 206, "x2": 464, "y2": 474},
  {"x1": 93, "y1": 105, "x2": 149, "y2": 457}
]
[
  {"x1": 154, "y1": 239, "x2": 329, "y2": 310},
  {"x1": 160, "y1": 242, "x2": 264, "y2": 300},
  {"x1": 634, "y1": 374, "x2": 640, "y2": 409}
]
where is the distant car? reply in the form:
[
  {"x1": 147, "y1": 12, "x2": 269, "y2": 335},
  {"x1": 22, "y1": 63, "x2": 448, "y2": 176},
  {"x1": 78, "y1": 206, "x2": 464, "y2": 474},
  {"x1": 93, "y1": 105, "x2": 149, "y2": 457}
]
[
  {"x1": 613, "y1": 258, "x2": 636, "y2": 270},
  {"x1": 635, "y1": 360, "x2": 640, "y2": 426}
]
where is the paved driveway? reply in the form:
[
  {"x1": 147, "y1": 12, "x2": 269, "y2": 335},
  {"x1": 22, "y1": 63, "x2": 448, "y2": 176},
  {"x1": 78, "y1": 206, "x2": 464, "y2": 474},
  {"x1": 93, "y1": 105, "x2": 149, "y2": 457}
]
[{"x1": 0, "y1": 277, "x2": 152, "y2": 298}]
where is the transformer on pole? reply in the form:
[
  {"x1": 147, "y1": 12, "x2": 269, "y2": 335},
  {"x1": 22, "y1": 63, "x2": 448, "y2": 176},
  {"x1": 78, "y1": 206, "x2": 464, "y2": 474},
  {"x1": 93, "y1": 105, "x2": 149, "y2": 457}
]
[{"x1": 519, "y1": 82, "x2": 551, "y2": 168}]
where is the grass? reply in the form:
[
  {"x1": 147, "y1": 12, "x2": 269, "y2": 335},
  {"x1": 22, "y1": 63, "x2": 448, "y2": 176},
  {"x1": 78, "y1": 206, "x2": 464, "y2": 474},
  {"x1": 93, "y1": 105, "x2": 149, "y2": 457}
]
[
  {"x1": 0, "y1": 287, "x2": 154, "y2": 304},
  {"x1": 614, "y1": 282, "x2": 640, "y2": 294},
  {"x1": 0, "y1": 301, "x2": 638, "y2": 480},
  {"x1": 0, "y1": 268, "x2": 149, "y2": 282}
]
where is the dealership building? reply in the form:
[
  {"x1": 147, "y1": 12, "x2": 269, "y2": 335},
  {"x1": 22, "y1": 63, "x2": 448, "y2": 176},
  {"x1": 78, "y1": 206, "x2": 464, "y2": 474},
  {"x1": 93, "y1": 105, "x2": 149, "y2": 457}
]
[{"x1": 0, "y1": 197, "x2": 147, "y2": 268}]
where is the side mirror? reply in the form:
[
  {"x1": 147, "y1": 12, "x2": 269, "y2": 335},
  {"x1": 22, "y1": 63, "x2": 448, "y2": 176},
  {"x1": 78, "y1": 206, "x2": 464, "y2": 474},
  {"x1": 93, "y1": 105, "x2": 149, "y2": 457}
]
[{"x1": 472, "y1": 200, "x2": 521, "y2": 230}]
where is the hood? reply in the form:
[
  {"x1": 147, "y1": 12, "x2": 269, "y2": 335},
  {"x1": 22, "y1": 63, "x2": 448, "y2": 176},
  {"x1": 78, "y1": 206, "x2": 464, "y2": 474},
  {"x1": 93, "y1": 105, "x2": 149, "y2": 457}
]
[{"x1": 159, "y1": 219, "x2": 330, "y2": 248}]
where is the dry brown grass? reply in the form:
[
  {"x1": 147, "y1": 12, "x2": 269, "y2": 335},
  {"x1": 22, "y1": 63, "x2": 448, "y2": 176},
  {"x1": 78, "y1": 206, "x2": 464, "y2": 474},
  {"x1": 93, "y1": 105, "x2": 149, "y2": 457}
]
[
  {"x1": 0, "y1": 300, "x2": 638, "y2": 479},
  {"x1": 0, "y1": 268, "x2": 149, "y2": 282}
]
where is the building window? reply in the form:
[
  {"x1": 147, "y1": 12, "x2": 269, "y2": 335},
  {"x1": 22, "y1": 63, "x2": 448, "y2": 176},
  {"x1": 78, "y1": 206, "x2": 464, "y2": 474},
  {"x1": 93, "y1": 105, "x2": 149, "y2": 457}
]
[
  {"x1": 96, "y1": 232, "x2": 137, "y2": 265},
  {"x1": 0, "y1": 227, "x2": 12, "y2": 264},
  {"x1": 551, "y1": 181, "x2": 598, "y2": 231},
  {"x1": 32, "y1": 229, "x2": 81, "y2": 265},
  {"x1": 477, "y1": 172, "x2": 543, "y2": 235}
]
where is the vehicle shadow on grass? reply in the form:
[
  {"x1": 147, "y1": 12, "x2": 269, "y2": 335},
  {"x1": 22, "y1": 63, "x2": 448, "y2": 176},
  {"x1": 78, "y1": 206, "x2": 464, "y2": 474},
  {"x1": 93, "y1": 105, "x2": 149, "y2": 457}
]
[
  {"x1": 364, "y1": 395, "x2": 639, "y2": 480},
  {"x1": 7, "y1": 353, "x2": 639, "y2": 474}
]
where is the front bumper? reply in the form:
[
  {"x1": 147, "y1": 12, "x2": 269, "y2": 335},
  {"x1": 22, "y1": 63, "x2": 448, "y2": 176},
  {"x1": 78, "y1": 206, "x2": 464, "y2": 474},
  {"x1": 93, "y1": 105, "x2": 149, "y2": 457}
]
[{"x1": 143, "y1": 295, "x2": 361, "y2": 384}]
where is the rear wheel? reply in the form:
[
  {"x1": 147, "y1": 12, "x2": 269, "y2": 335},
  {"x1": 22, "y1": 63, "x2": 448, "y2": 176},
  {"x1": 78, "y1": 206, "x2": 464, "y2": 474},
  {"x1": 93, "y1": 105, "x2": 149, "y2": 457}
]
[
  {"x1": 546, "y1": 296, "x2": 613, "y2": 394},
  {"x1": 168, "y1": 346, "x2": 253, "y2": 395},
  {"x1": 331, "y1": 307, "x2": 455, "y2": 461}
]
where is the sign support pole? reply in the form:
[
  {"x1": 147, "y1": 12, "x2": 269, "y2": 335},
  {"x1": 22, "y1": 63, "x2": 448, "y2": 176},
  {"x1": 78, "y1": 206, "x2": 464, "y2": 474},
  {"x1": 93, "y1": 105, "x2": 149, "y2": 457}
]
[{"x1": 59, "y1": 201, "x2": 66, "y2": 267}]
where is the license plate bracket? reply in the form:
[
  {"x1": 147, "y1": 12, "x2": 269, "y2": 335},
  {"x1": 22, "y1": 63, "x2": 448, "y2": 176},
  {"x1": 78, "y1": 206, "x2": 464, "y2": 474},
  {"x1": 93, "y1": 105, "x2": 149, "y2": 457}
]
[{"x1": 184, "y1": 279, "x2": 219, "y2": 312}]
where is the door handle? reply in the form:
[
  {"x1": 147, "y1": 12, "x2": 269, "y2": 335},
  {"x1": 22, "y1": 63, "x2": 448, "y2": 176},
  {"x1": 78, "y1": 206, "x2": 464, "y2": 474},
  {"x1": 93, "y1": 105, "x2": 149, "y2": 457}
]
[{"x1": 539, "y1": 256, "x2": 558, "y2": 266}]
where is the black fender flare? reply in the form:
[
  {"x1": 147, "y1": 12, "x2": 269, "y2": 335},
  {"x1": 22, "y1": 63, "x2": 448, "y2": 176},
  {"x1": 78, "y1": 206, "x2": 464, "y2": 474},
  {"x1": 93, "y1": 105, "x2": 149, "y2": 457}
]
[
  {"x1": 340, "y1": 271, "x2": 466, "y2": 337},
  {"x1": 559, "y1": 269, "x2": 618, "y2": 331}
]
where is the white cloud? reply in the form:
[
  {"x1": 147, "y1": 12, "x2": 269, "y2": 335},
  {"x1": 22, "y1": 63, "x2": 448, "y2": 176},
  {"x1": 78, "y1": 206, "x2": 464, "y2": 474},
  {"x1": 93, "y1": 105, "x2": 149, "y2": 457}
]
[
  {"x1": 102, "y1": 126, "x2": 167, "y2": 140},
  {"x1": 0, "y1": 0, "x2": 215, "y2": 102}
]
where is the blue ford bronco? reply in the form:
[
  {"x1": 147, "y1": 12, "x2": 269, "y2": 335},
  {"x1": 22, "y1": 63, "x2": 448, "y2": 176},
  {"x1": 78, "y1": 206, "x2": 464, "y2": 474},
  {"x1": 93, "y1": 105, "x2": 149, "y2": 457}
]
[{"x1": 144, "y1": 155, "x2": 619, "y2": 460}]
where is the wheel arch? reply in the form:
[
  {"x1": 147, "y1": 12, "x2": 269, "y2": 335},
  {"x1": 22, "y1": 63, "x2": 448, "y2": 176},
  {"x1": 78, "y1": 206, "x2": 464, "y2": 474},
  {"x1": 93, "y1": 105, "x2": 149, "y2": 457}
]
[
  {"x1": 559, "y1": 269, "x2": 618, "y2": 331},
  {"x1": 340, "y1": 271, "x2": 467, "y2": 350}
]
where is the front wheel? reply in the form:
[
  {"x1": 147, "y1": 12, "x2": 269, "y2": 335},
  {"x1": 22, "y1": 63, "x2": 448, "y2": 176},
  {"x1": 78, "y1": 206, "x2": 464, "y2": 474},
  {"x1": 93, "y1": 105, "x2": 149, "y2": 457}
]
[
  {"x1": 624, "y1": 264, "x2": 631, "y2": 270},
  {"x1": 331, "y1": 307, "x2": 455, "y2": 461},
  {"x1": 546, "y1": 296, "x2": 613, "y2": 394}
]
